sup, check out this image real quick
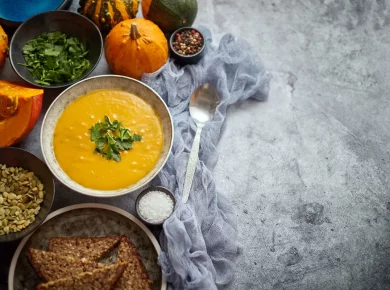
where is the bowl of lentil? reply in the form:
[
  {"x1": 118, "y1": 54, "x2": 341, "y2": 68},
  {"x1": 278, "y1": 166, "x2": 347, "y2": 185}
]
[
  {"x1": 169, "y1": 27, "x2": 205, "y2": 65},
  {"x1": 0, "y1": 147, "x2": 55, "y2": 243}
]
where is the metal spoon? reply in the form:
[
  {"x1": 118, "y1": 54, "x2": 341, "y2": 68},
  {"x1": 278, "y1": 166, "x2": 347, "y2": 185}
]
[{"x1": 182, "y1": 83, "x2": 219, "y2": 203}]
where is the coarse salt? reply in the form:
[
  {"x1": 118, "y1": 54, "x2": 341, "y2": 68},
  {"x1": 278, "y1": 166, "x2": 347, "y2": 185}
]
[{"x1": 138, "y1": 190, "x2": 174, "y2": 223}]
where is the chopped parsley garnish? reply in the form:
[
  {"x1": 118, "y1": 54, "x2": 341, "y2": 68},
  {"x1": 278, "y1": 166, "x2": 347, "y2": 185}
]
[
  {"x1": 19, "y1": 31, "x2": 90, "y2": 85},
  {"x1": 89, "y1": 115, "x2": 142, "y2": 162}
]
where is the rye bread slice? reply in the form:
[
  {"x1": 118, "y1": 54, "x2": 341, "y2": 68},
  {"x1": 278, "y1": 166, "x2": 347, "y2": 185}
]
[
  {"x1": 115, "y1": 236, "x2": 152, "y2": 290},
  {"x1": 27, "y1": 248, "x2": 105, "y2": 282},
  {"x1": 36, "y1": 262, "x2": 127, "y2": 290},
  {"x1": 48, "y1": 236, "x2": 121, "y2": 261}
]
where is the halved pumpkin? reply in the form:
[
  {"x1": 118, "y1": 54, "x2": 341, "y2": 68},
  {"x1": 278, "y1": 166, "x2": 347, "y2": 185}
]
[
  {"x1": 0, "y1": 25, "x2": 8, "y2": 68},
  {"x1": 0, "y1": 81, "x2": 44, "y2": 147}
]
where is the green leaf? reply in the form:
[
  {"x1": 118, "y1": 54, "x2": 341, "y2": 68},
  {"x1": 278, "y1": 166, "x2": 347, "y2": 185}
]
[
  {"x1": 95, "y1": 137, "x2": 105, "y2": 151},
  {"x1": 116, "y1": 140, "x2": 133, "y2": 150},
  {"x1": 104, "y1": 115, "x2": 113, "y2": 126},
  {"x1": 34, "y1": 80, "x2": 51, "y2": 86},
  {"x1": 112, "y1": 152, "x2": 121, "y2": 162},
  {"x1": 120, "y1": 128, "x2": 131, "y2": 141},
  {"x1": 89, "y1": 116, "x2": 142, "y2": 162},
  {"x1": 89, "y1": 124, "x2": 101, "y2": 141},
  {"x1": 106, "y1": 145, "x2": 113, "y2": 160},
  {"x1": 19, "y1": 31, "x2": 91, "y2": 85},
  {"x1": 133, "y1": 134, "x2": 142, "y2": 142}
]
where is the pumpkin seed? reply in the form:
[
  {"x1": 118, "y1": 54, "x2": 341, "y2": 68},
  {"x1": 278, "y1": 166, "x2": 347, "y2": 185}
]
[{"x1": 0, "y1": 163, "x2": 46, "y2": 235}]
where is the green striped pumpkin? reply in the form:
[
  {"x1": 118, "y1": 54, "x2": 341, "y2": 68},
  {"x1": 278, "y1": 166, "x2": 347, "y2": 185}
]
[
  {"x1": 142, "y1": 0, "x2": 198, "y2": 33},
  {"x1": 79, "y1": 0, "x2": 139, "y2": 33}
]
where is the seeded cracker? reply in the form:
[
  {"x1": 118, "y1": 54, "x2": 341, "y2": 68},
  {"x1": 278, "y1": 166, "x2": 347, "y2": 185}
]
[
  {"x1": 27, "y1": 248, "x2": 105, "y2": 281},
  {"x1": 36, "y1": 262, "x2": 127, "y2": 290},
  {"x1": 48, "y1": 236, "x2": 121, "y2": 261},
  {"x1": 115, "y1": 236, "x2": 152, "y2": 290}
]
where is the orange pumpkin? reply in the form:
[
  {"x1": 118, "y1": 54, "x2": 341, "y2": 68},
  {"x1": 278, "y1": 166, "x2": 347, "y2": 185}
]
[
  {"x1": 0, "y1": 25, "x2": 8, "y2": 68},
  {"x1": 0, "y1": 81, "x2": 44, "y2": 147},
  {"x1": 105, "y1": 18, "x2": 168, "y2": 80}
]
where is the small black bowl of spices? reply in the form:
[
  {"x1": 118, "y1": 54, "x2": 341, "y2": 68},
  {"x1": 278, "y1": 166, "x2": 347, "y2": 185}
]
[{"x1": 169, "y1": 27, "x2": 205, "y2": 65}]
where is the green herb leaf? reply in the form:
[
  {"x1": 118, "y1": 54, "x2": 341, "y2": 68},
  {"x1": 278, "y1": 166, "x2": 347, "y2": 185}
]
[
  {"x1": 89, "y1": 124, "x2": 101, "y2": 141},
  {"x1": 95, "y1": 137, "x2": 105, "y2": 152},
  {"x1": 112, "y1": 152, "x2": 121, "y2": 162},
  {"x1": 106, "y1": 145, "x2": 113, "y2": 160},
  {"x1": 89, "y1": 116, "x2": 142, "y2": 162},
  {"x1": 133, "y1": 134, "x2": 142, "y2": 142},
  {"x1": 116, "y1": 140, "x2": 133, "y2": 150},
  {"x1": 19, "y1": 31, "x2": 91, "y2": 85}
]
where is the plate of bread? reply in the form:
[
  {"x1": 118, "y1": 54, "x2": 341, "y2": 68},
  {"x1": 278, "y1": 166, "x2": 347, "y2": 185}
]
[{"x1": 8, "y1": 203, "x2": 167, "y2": 290}]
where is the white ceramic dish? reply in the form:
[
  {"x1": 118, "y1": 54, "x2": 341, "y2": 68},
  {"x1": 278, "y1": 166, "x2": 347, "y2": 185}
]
[
  {"x1": 8, "y1": 203, "x2": 167, "y2": 290},
  {"x1": 40, "y1": 75, "x2": 174, "y2": 198}
]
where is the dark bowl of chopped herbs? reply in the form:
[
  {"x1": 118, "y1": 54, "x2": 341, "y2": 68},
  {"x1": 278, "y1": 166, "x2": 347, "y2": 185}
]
[{"x1": 9, "y1": 10, "x2": 103, "y2": 89}]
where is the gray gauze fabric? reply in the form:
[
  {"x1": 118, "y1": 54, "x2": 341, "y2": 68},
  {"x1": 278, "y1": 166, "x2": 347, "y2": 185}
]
[{"x1": 141, "y1": 27, "x2": 269, "y2": 290}]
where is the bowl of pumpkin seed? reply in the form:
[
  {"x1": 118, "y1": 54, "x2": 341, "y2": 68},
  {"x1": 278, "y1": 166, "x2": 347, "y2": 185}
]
[{"x1": 0, "y1": 147, "x2": 55, "y2": 242}]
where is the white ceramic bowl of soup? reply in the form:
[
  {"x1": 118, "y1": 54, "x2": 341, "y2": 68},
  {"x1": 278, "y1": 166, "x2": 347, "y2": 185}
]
[{"x1": 41, "y1": 75, "x2": 173, "y2": 197}]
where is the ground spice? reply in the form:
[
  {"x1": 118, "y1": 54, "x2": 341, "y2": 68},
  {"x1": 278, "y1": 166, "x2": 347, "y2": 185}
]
[{"x1": 172, "y1": 29, "x2": 204, "y2": 56}]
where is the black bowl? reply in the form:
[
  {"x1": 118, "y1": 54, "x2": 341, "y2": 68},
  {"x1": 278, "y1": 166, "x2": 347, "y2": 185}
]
[
  {"x1": 0, "y1": 0, "x2": 72, "y2": 31},
  {"x1": 9, "y1": 10, "x2": 103, "y2": 89},
  {"x1": 135, "y1": 186, "x2": 176, "y2": 227},
  {"x1": 0, "y1": 147, "x2": 55, "y2": 243},
  {"x1": 169, "y1": 27, "x2": 205, "y2": 65}
]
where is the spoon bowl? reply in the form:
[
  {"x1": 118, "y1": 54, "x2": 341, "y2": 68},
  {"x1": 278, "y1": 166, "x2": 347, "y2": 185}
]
[
  {"x1": 189, "y1": 84, "x2": 219, "y2": 127},
  {"x1": 182, "y1": 84, "x2": 219, "y2": 203}
]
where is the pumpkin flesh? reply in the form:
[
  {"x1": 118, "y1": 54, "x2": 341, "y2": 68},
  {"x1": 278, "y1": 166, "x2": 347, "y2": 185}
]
[
  {"x1": 0, "y1": 25, "x2": 8, "y2": 68},
  {"x1": 105, "y1": 19, "x2": 168, "y2": 80},
  {"x1": 0, "y1": 81, "x2": 43, "y2": 147}
]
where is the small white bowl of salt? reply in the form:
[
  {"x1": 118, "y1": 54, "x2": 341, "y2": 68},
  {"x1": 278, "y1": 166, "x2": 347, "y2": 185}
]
[{"x1": 135, "y1": 186, "x2": 176, "y2": 226}]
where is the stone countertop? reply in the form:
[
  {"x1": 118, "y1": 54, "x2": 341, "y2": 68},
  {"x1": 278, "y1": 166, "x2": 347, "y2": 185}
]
[{"x1": 2, "y1": 0, "x2": 390, "y2": 289}]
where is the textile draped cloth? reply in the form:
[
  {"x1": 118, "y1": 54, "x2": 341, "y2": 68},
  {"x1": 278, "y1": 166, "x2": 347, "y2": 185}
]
[{"x1": 142, "y1": 27, "x2": 269, "y2": 290}]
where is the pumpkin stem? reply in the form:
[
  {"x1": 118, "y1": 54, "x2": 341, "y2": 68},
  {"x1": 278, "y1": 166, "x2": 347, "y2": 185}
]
[{"x1": 130, "y1": 22, "x2": 141, "y2": 40}]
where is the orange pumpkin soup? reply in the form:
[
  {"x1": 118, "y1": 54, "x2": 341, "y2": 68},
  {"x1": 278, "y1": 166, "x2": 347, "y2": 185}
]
[{"x1": 53, "y1": 89, "x2": 163, "y2": 190}]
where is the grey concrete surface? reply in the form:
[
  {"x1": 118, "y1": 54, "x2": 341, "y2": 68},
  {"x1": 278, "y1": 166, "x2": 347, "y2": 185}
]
[{"x1": 1, "y1": 0, "x2": 390, "y2": 289}]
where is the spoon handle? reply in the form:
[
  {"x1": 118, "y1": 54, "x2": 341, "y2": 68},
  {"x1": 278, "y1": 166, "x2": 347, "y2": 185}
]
[{"x1": 182, "y1": 126, "x2": 203, "y2": 203}]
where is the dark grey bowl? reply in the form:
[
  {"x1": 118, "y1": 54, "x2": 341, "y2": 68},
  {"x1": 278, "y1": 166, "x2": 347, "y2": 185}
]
[
  {"x1": 9, "y1": 10, "x2": 103, "y2": 89},
  {"x1": 0, "y1": 147, "x2": 55, "y2": 243},
  {"x1": 169, "y1": 27, "x2": 205, "y2": 65},
  {"x1": 135, "y1": 186, "x2": 176, "y2": 226}
]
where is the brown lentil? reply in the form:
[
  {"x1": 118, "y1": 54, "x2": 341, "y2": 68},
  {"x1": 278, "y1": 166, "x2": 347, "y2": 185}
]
[{"x1": 172, "y1": 29, "x2": 204, "y2": 56}]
